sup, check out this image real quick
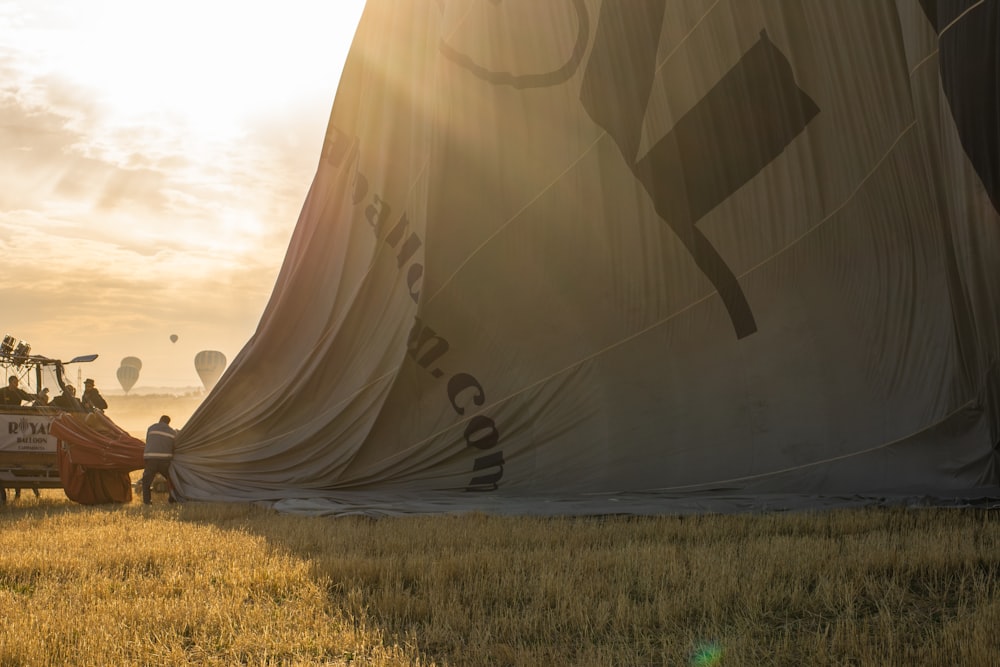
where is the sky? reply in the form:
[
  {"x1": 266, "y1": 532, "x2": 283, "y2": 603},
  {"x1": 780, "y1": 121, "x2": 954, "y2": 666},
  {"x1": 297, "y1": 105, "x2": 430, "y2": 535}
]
[{"x1": 0, "y1": 0, "x2": 366, "y2": 391}]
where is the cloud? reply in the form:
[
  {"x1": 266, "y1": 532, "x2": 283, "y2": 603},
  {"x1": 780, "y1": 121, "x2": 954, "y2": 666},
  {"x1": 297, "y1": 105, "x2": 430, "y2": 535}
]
[{"x1": 0, "y1": 0, "x2": 362, "y2": 387}]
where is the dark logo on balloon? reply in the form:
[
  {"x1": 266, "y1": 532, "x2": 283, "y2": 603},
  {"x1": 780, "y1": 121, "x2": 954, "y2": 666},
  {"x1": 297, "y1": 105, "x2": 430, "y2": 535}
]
[
  {"x1": 579, "y1": 8, "x2": 818, "y2": 340},
  {"x1": 440, "y1": 2, "x2": 822, "y2": 339},
  {"x1": 439, "y1": 0, "x2": 589, "y2": 89},
  {"x1": 918, "y1": 0, "x2": 999, "y2": 214}
]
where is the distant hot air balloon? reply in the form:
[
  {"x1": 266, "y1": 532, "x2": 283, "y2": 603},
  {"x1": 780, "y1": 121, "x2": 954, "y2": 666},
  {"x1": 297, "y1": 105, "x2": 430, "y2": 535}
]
[
  {"x1": 116, "y1": 364, "x2": 140, "y2": 394},
  {"x1": 170, "y1": 334, "x2": 179, "y2": 343},
  {"x1": 121, "y1": 356, "x2": 142, "y2": 371},
  {"x1": 194, "y1": 350, "x2": 226, "y2": 391}
]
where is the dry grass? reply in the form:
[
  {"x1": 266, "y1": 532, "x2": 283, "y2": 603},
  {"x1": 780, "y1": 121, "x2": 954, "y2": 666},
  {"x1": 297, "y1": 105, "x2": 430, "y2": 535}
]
[{"x1": 1, "y1": 491, "x2": 998, "y2": 666}]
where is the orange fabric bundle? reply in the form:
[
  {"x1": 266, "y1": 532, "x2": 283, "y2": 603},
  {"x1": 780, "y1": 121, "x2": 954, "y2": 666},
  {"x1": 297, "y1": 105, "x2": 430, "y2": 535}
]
[{"x1": 51, "y1": 412, "x2": 145, "y2": 504}]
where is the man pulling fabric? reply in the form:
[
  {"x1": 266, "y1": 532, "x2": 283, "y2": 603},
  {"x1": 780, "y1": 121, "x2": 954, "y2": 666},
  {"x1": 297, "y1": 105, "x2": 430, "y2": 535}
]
[{"x1": 142, "y1": 415, "x2": 177, "y2": 505}]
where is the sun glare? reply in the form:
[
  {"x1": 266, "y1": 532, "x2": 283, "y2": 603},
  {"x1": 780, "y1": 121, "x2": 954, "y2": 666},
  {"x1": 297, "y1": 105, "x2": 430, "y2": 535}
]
[
  {"x1": 29, "y1": 0, "x2": 363, "y2": 140},
  {"x1": 0, "y1": 0, "x2": 366, "y2": 388}
]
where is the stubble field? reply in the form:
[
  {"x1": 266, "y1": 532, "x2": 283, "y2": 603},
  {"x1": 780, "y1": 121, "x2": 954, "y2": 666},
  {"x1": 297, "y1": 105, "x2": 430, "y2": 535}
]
[{"x1": 0, "y1": 491, "x2": 997, "y2": 666}]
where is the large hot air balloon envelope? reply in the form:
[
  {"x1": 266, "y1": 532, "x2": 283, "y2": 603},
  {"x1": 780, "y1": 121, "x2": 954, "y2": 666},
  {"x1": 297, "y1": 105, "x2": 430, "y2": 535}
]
[
  {"x1": 174, "y1": 1, "x2": 1000, "y2": 515},
  {"x1": 194, "y1": 350, "x2": 226, "y2": 391},
  {"x1": 170, "y1": 334, "x2": 178, "y2": 344},
  {"x1": 116, "y1": 365, "x2": 139, "y2": 394}
]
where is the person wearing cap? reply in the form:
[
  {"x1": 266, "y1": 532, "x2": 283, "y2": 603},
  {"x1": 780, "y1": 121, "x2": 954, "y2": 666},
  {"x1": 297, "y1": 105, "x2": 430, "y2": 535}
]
[
  {"x1": 81, "y1": 378, "x2": 108, "y2": 412},
  {"x1": 0, "y1": 375, "x2": 35, "y2": 407},
  {"x1": 50, "y1": 384, "x2": 86, "y2": 412},
  {"x1": 142, "y1": 415, "x2": 177, "y2": 505}
]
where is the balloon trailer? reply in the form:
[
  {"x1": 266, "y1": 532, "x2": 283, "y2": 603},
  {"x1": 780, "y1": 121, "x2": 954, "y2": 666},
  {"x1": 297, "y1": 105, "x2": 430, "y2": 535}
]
[{"x1": 0, "y1": 335, "x2": 98, "y2": 504}]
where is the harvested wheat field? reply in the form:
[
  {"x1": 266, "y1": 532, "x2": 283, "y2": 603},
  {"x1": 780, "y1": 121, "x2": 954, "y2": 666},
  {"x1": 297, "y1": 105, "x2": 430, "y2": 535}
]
[{"x1": 0, "y1": 491, "x2": 997, "y2": 666}]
